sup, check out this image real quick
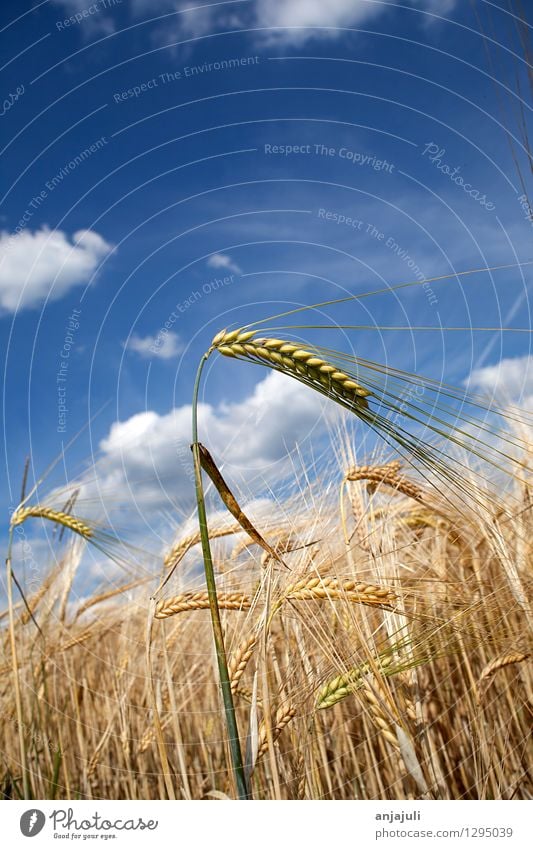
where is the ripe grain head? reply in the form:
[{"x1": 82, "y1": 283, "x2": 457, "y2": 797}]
[
  {"x1": 10, "y1": 505, "x2": 93, "y2": 539},
  {"x1": 212, "y1": 329, "x2": 371, "y2": 410}
]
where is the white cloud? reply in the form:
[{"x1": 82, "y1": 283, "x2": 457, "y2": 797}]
[
  {"x1": 206, "y1": 252, "x2": 242, "y2": 274},
  {"x1": 255, "y1": 0, "x2": 457, "y2": 44},
  {"x1": 467, "y1": 355, "x2": 533, "y2": 406},
  {"x1": 94, "y1": 369, "x2": 335, "y2": 514},
  {"x1": 255, "y1": 0, "x2": 382, "y2": 42},
  {"x1": 125, "y1": 331, "x2": 184, "y2": 360},
  {"x1": 0, "y1": 228, "x2": 113, "y2": 314},
  {"x1": 63, "y1": 0, "x2": 457, "y2": 47}
]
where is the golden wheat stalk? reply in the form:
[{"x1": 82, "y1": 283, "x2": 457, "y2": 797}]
[
  {"x1": 256, "y1": 702, "x2": 297, "y2": 762},
  {"x1": 282, "y1": 576, "x2": 396, "y2": 608},
  {"x1": 154, "y1": 591, "x2": 251, "y2": 619},
  {"x1": 58, "y1": 628, "x2": 97, "y2": 652},
  {"x1": 358, "y1": 679, "x2": 407, "y2": 749},
  {"x1": 10, "y1": 506, "x2": 93, "y2": 539},
  {"x1": 480, "y1": 651, "x2": 529, "y2": 682},
  {"x1": 229, "y1": 634, "x2": 257, "y2": 694},
  {"x1": 477, "y1": 651, "x2": 529, "y2": 702},
  {"x1": 155, "y1": 576, "x2": 396, "y2": 622},
  {"x1": 346, "y1": 461, "x2": 423, "y2": 502},
  {"x1": 163, "y1": 522, "x2": 245, "y2": 569}
]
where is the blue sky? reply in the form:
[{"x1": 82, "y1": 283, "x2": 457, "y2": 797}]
[{"x1": 1, "y1": 0, "x2": 532, "y2": 568}]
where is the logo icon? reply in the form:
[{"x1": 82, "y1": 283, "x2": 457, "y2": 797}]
[{"x1": 20, "y1": 810, "x2": 46, "y2": 837}]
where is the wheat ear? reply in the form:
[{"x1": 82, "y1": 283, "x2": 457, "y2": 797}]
[
  {"x1": 256, "y1": 702, "x2": 297, "y2": 762},
  {"x1": 11, "y1": 506, "x2": 93, "y2": 539},
  {"x1": 316, "y1": 653, "x2": 397, "y2": 710},
  {"x1": 480, "y1": 651, "x2": 529, "y2": 682},
  {"x1": 229, "y1": 634, "x2": 257, "y2": 694},
  {"x1": 358, "y1": 679, "x2": 402, "y2": 749},
  {"x1": 154, "y1": 592, "x2": 251, "y2": 619},
  {"x1": 58, "y1": 623, "x2": 119, "y2": 652},
  {"x1": 155, "y1": 579, "x2": 395, "y2": 621},
  {"x1": 212, "y1": 329, "x2": 371, "y2": 406},
  {"x1": 346, "y1": 461, "x2": 423, "y2": 502},
  {"x1": 477, "y1": 652, "x2": 529, "y2": 702},
  {"x1": 164, "y1": 522, "x2": 244, "y2": 569},
  {"x1": 282, "y1": 576, "x2": 396, "y2": 608}
]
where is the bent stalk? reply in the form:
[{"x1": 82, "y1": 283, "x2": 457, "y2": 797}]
[{"x1": 191, "y1": 352, "x2": 250, "y2": 799}]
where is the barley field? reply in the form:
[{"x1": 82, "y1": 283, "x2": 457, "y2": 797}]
[
  {"x1": 1, "y1": 0, "x2": 532, "y2": 811},
  {"x1": 2, "y1": 372, "x2": 532, "y2": 799}
]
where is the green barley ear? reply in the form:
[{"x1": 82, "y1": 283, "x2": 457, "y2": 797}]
[
  {"x1": 210, "y1": 326, "x2": 531, "y2": 514},
  {"x1": 213, "y1": 328, "x2": 371, "y2": 407}
]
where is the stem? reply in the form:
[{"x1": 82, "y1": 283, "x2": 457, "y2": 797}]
[
  {"x1": 6, "y1": 525, "x2": 31, "y2": 799},
  {"x1": 259, "y1": 571, "x2": 282, "y2": 799},
  {"x1": 145, "y1": 604, "x2": 176, "y2": 800},
  {"x1": 191, "y1": 352, "x2": 250, "y2": 800}
]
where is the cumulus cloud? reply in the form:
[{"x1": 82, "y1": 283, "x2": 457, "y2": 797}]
[
  {"x1": 0, "y1": 228, "x2": 113, "y2": 314},
  {"x1": 125, "y1": 331, "x2": 184, "y2": 360},
  {"x1": 206, "y1": 252, "x2": 242, "y2": 275},
  {"x1": 255, "y1": 0, "x2": 457, "y2": 44},
  {"x1": 254, "y1": 0, "x2": 383, "y2": 43},
  {"x1": 58, "y1": 0, "x2": 457, "y2": 47},
  {"x1": 468, "y1": 355, "x2": 533, "y2": 406},
  {"x1": 94, "y1": 369, "x2": 335, "y2": 514}
]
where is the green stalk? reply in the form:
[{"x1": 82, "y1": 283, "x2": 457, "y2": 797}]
[{"x1": 191, "y1": 351, "x2": 250, "y2": 800}]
